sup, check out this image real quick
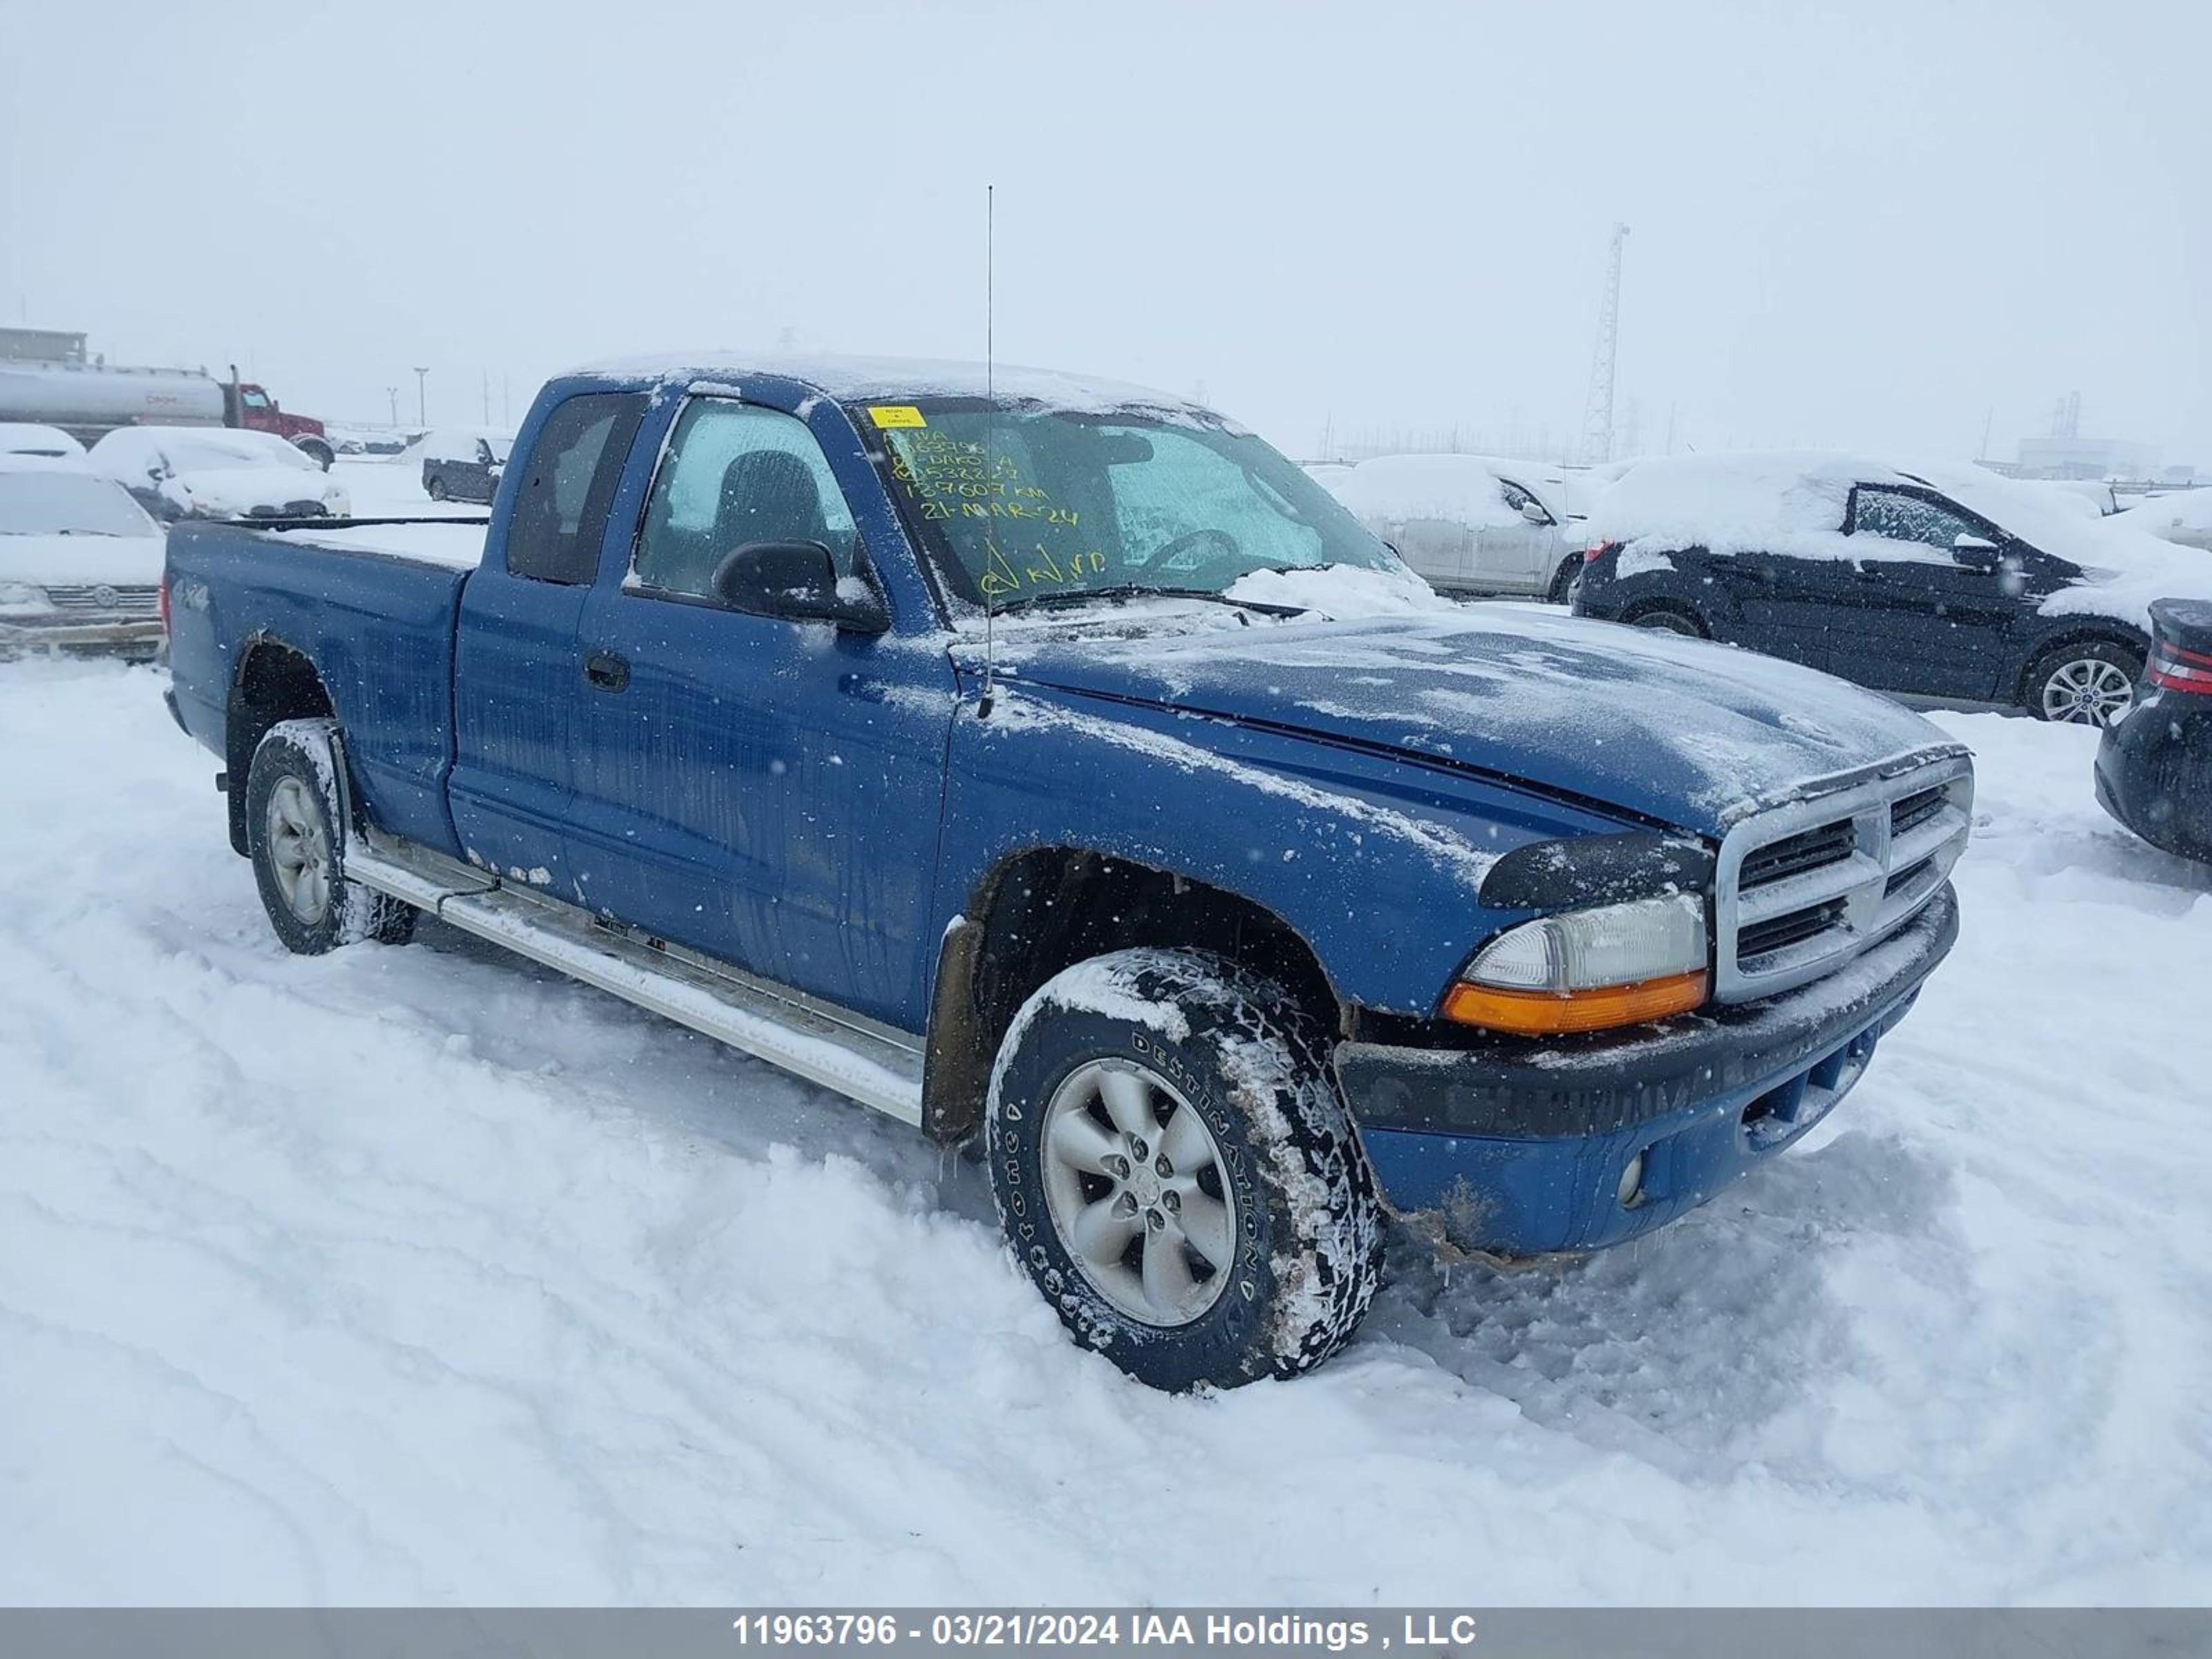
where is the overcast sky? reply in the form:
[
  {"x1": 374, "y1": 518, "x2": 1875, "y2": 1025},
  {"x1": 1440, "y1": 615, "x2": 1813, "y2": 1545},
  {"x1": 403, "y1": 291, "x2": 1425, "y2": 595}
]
[{"x1": 5, "y1": 0, "x2": 2206, "y2": 468}]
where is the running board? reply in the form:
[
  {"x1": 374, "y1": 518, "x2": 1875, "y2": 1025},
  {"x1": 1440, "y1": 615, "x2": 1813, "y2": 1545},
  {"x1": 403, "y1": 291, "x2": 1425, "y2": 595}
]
[{"x1": 346, "y1": 832, "x2": 926, "y2": 1127}]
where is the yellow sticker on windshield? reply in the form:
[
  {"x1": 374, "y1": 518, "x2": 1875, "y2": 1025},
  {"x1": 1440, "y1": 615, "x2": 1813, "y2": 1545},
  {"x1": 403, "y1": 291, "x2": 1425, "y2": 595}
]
[{"x1": 868, "y1": 404, "x2": 927, "y2": 429}]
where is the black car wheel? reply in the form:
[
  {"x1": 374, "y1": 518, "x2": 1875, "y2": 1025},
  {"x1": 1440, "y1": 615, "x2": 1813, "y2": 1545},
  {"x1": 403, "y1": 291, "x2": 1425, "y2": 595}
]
[
  {"x1": 427, "y1": 476, "x2": 449, "y2": 503},
  {"x1": 1628, "y1": 603, "x2": 1705, "y2": 637},
  {"x1": 1546, "y1": 554, "x2": 1583, "y2": 606},
  {"x1": 2027, "y1": 640, "x2": 2141, "y2": 727}
]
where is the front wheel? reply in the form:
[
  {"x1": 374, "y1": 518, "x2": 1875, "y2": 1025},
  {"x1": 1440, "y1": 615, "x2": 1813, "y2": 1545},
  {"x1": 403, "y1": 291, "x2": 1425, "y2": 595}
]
[
  {"x1": 426, "y1": 475, "x2": 449, "y2": 503},
  {"x1": 1629, "y1": 604, "x2": 1705, "y2": 637},
  {"x1": 1546, "y1": 554, "x2": 1584, "y2": 606},
  {"x1": 246, "y1": 718, "x2": 418, "y2": 955},
  {"x1": 2027, "y1": 640, "x2": 2139, "y2": 726},
  {"x1": 986, "y1": 948, "x2": 1385, "y2": 1391}
]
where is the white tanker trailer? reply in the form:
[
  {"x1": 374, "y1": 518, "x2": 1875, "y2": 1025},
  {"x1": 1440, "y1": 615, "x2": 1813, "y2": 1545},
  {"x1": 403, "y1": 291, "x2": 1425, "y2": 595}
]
[{"x1": 0, "y1": 329, "x2": 333, "y2": 467}]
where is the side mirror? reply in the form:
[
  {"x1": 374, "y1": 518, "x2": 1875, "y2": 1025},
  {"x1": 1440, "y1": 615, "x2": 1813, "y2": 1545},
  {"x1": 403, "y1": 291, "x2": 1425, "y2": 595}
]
[
  {"x1": 1953, "y1": 532, "x2": 2001, "y2": 568},
  {"x1": 710, "y1": 541, "x2": 890, "y2": 632},
  {"x1": 1519, "y1": 499, "x2": 1553, "y2": 526}
]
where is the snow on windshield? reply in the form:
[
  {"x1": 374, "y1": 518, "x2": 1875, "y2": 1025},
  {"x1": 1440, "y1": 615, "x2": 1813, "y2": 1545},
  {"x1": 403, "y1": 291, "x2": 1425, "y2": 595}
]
[
  {"x1": 93, "y1": 426, "x2": 318, "y2": 476},
  {"x1": 0, "y1": 470, "x2": 157, "y2": 537}
]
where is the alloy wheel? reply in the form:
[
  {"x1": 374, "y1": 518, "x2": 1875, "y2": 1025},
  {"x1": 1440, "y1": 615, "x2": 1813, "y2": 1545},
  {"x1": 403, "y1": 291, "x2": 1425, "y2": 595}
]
[
  {"x1": 263, "y1": 775, "x2": 333, "y2": 924},
  {"x1": 1038, "y1": 1058, "x2": 1239, "y2": 1327},
  {"x1": 2040, "y1": 657, "x2": 2134, "y2": 726}
]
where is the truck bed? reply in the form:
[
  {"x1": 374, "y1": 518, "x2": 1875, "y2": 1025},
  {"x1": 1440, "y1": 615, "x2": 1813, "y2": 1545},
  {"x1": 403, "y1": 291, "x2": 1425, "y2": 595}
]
[{"x1": 165, "y1": 517, "x2": 487, "y2": 857}]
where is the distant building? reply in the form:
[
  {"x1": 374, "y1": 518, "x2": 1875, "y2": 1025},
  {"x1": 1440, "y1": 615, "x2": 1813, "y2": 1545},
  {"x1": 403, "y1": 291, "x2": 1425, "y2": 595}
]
[{"x1": 2015, "y1": 435, "x2": 2161, "y2": 481}]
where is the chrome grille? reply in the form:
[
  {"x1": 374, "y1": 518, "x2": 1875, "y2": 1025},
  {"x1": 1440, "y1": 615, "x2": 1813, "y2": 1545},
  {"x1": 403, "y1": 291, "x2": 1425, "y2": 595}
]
[
  {"x1": 1713, "y1": 757, "x2": 1973, "y2": 1003},
  {"x1": 44, "y1": 583, "x2": 159, "y2": 617}
]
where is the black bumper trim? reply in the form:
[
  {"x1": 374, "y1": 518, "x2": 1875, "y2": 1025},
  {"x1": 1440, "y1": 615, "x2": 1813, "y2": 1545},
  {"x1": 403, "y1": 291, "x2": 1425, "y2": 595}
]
[{"x1": 1338, "y1": 884, "x2": 1958, "y2": 1140}]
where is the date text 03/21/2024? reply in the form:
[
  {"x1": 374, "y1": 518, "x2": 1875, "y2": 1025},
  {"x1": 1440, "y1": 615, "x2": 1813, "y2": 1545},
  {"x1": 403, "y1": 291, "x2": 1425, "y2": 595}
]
[{"x1": 727, "y1": 1613, "x2": 1484, "y2": 1650}]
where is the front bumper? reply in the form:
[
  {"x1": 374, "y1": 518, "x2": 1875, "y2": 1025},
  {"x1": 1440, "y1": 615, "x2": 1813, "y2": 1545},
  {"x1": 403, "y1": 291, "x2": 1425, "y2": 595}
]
[
  {"x1": 0, "y1": 618, "x2": 165, "y2": 659},
  {"x1": 1335, "y1": 885, "x2": 1958, "y2": 1255}
]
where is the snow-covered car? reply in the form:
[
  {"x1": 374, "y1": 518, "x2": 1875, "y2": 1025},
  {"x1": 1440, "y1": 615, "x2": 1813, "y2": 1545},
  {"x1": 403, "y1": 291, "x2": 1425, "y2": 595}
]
[
  {"x1": 1573, "y1": 451, "x2": 2212, "y2": 724},
  {"x1": 0, "y1": 458, "x2": 166, "y2": 656},
  {"x1": 1324, "y1": 453, "x2": 1582, "y2": 600},
  {"x1": 0, "y1": 421, "x2": 86, "y2": 460},
  {"x1": 87, "y1": 426, "x2": 350, "y2": 523},
  {"x1": 2111, "y1": 489, "x2": 2212, "y2": 553}
]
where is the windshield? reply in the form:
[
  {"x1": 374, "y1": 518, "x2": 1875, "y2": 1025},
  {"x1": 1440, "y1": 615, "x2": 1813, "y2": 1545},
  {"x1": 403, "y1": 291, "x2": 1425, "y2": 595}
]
[
  {"x1": 488, "y1": 436, "x2": 513, "y2": 464},
  {"x1": 166, "y1": 431, "x2": 318, "y2": 473},
  {"x1": 864, "y1": 400, "x2": 1403, "y2": 610},
  {"x1": 0, "y1": 472, "x2": 158, "y2": 537}
]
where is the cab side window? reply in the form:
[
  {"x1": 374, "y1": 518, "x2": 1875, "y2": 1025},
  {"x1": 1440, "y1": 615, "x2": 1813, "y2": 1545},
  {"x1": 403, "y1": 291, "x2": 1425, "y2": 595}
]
[
  {"x1": 632, "y1": 400, "x2": 859, "y2": 601},
  {"x1": 1849, "y1": 487, "x2": 1983, "y2": 554},
  {"x1": 505, "y1": 392, "x2": 647, "y2": 585}
]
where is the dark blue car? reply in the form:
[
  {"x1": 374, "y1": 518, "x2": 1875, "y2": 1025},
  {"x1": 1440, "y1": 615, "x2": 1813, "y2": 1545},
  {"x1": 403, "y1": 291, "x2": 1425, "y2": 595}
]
[
  {"x1": 1572, "y1": 452, "x2": 2197, "y2": 727},
  {"x1": 161, "y1": 358, "x2": 1970, "y2": 1390}
]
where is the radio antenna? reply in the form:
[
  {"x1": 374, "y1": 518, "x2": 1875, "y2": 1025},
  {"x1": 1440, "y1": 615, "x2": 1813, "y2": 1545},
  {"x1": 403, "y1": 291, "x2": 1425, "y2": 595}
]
[{"x1": 977, "y1": 182, "x2": 998, "y2": 720}]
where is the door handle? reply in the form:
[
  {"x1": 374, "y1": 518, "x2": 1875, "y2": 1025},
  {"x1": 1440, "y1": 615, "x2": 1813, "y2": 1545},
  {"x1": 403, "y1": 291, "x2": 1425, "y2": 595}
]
[{"x1": 583, "y1": 650, "x2": 630, "y2": 692}]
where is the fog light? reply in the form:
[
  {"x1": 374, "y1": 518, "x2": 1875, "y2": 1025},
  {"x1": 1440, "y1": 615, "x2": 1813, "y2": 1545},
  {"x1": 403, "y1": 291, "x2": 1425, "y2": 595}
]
[{"x1": 1617, "y1": 1151, "x2": 1646, "y2": 1208}]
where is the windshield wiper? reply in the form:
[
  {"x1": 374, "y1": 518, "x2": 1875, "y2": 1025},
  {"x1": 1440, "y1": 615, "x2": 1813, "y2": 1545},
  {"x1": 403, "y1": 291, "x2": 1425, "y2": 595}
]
[{"x1": 990, "y1": 584, "x2": 1300, "y2": 619}]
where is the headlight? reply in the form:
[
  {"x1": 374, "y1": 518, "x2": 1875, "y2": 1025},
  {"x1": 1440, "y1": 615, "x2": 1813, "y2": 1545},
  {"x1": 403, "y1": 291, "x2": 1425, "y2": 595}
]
[
  {"x1": 1444, "y1": 892, "x2": 1709, "y2": 1035},
  {"x1": 0, "y1": 580, "x2": 53, "y2": 617}
]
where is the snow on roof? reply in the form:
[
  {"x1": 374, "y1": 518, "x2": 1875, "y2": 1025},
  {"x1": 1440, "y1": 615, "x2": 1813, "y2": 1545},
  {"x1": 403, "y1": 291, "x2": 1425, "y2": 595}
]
[
  {"x1": 0, "y1": 422, "x2": 86, "y2": 458},
  {"x1": 569, "y1": 349, "x2": 1206, "y2": 416},
  {"x1": 0, "y1": 451, "x2": 91, "y2": 474},
  {"x1": 1583, "y1": 451, "x2": 1900, "y2": 550},
  {"x1": 1586, "y1": 449, "x2": 2212, "y2": 628},
  {"x1": 2113, "y1": 489, "x2": 2212, "y2": 541},
  {"x1": 1324, "y1": 453, "x2": 1530, "y2": 531}
]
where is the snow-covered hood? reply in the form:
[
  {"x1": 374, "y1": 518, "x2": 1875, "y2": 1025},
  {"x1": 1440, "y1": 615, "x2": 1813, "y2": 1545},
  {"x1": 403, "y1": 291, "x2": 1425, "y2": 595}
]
[
  {"x1": 165, "y1": 466, "x2": 348, "y2": 518},
  {"x1": 2045, "y1": 524, "x2": 2212, "y2": 630},
  {"x1": 0, "y1": 531, "x2": 165, "y2": 588},
  {"x1": 972, "y1": 604, "x2": 1962, "y2": 837}
]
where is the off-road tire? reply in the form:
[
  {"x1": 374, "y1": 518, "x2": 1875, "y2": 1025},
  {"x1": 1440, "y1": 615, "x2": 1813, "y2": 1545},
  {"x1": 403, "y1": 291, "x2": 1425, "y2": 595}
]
[
  {"x1": 246, "y1": 718, "x2": 418, "y2": 955},
  {"x1": 986, "y1": 948, "x2": 1385, "y2": 1391}
]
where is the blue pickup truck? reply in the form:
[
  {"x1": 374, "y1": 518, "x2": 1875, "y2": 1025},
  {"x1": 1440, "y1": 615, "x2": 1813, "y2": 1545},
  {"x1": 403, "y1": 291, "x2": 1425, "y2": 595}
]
[{"x1": 163, "y1": 354, "x2": 1971, "y2": 1391}]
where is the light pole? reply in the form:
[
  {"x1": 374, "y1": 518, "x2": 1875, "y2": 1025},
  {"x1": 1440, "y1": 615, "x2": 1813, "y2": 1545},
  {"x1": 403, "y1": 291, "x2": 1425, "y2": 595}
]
[
  {"x1": 386, "y1": 386, "x2": 399, "y2": 427},
  {"x1": 413, "y1": 366, "x2": 429, "y2": 427}
]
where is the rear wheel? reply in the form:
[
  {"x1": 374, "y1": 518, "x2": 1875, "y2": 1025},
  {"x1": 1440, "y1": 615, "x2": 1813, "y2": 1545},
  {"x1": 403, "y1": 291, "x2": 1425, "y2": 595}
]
[
  {"x1": 985, "y1": 948, "x2": 1385, "y2": 1391},
  {"x1": 246, "y1": 718, "x2": 417, "y2": 955},
  {"x1": 427, "y1": 475, "x2": 449, "y2": 502},
  {"x1": 2027, "y1": 640, "x2": 2139, "y2": 726},
  {"x1": 1628, "y1": 603, "x2": 1705, "y2": 637}
]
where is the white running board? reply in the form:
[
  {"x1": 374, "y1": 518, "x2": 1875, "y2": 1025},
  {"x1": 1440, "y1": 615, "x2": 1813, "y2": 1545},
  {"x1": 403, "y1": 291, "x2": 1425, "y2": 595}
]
[{"x1": 347, "y1": 834, "x2": 926, "y2": 1127}]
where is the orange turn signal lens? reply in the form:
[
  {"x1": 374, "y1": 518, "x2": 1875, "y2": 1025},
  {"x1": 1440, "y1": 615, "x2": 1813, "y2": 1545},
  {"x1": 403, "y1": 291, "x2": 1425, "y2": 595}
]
[{"x1": 1442, "y1": 969, "x2": 1709, "y2": 1035}]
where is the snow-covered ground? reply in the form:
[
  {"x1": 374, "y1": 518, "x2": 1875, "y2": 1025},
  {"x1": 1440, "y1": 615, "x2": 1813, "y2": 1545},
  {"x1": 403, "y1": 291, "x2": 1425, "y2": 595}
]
[
  {"x1": 2, "y1": 662, "x2": 2209, "y2": 1604},
  {"x1": 329, "y1": 454, "x2": 486, "y2": 520}
]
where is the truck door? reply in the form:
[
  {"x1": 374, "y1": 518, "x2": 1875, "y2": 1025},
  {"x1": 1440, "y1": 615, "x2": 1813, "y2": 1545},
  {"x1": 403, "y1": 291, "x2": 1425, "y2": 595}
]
[
  {"x1": 567, "y1": 391, "x2": 958, "y2": 1031},
  {"x1": 449, "y1": 391, "x2": 648, "y2": 891}
]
